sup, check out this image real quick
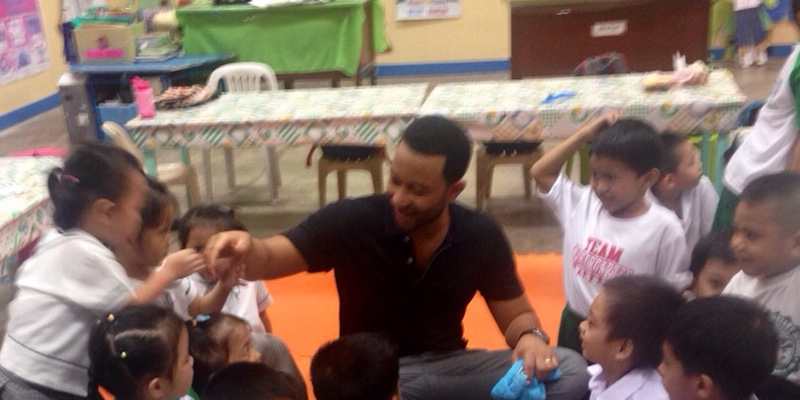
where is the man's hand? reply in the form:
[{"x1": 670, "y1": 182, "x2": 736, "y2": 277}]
[
  {"x1": 204, "y1": 231, "x2": 254, "y2": 279},
  {"x1": 512, "y1": 334, "x2": 558, "y2": 381}
]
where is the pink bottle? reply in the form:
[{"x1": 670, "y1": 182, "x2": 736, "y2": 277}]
[{"x1": 131, "y1": 76, "x2": 156, "y2": 118}]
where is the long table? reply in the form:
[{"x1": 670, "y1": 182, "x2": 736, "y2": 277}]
[
  {"x1": 0, "y1": 157, "x2": 61, "y2": 283},
  {"x1": 126, "y1": 84, "x2": 429, "y2": 201},
  {"x1": 177, "y1": 0, "x2": 390, "y2": 87},
  {"x1": 419, "y1": 70, "x2": 746, "y2": 141}
]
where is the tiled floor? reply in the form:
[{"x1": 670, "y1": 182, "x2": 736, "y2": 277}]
[{"x1": 0, "y1": 59, "x2": 784, "y2": 254}]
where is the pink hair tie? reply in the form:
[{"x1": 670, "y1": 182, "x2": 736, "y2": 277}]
[{"x1": 61, "y1": 174, "x2": 80, "y2": 184}]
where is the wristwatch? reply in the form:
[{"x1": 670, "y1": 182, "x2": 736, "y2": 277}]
[{"x1": 519, "y1": 327, "x2": 551, "y2": 345}]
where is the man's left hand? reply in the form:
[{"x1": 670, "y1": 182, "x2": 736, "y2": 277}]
[{"x1": 512, "y1": 334, "x2": 558, "y2": 381}]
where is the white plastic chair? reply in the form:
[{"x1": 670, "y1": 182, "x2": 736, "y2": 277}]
[
  {"x1": 205, "y1": 62, "x2": 281, "y2": 201},
  {"x1": 102, "y1": 121, "x2": 201, "y2": 206}
]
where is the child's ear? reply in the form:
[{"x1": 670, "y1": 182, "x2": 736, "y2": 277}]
[
  {"x1": 641, "y1": 168, "x2": 661, "y2": 189},
  {"x1": 615, "y1": 338, "x2": 634, "y2": 361},
  {"x1": 788, "y1": 229, "x2": 800, "y2": 260},
  {"x1": 146, "y1": 377, "x2": 166, "y2": 400},
  {"x1": 696, "y1": 373, "x2": 716, "y2": 399},
  {"x1": 89, "y1": 198, "x2": 116, "y2": 223}
]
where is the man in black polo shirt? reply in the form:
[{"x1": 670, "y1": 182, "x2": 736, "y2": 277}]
[{"x1": 206, "y1": 116, "x2": 589, "y2": 400}]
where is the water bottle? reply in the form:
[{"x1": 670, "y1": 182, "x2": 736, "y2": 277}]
[{"x1": 131, "y1": 76, "x2": 156, "y2": 118}]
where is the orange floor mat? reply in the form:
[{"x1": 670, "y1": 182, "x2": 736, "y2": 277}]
[{"x1": 266, "y1": 253, "x2": 565, "y2": 399}]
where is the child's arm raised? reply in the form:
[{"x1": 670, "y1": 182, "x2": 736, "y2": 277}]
[
  {"x1": 130, "y1": 249, "x2": 207, "y2": 304},
  {"x1": 187, "y1": 262, "x2": 242, "y2": 316},
  {"x1": 530, "y1": 111, "x2": 621, "y2": 193}
]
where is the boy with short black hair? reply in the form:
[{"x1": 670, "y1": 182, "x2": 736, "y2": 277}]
[
  {"x1": 658, "y1": 296, "x2": 778, "y2": 400},
  {"x1": 311, "y1": 333, "x2": 399, "y2": 400},
  {"x1": 580, "y1": 275, "x2": 685, "y2": 400},
  {"x1": 686, "y1": 231, "x2": 739, "y2": 299},
  {"x1": 532, "y1": 113, "x2": 692, "y2": 354},
  {"x1": 649, "y1": 132, "x2": 719, "y2": 252},
  {"x1": 723, "y1": 171, "x2": 800, "y2": 398}
]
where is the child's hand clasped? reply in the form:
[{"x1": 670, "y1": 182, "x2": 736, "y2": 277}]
[
  {"x1": 579, "y1": 110, "x2": 622, "y2": 141},
  {"x1": 162, "y1": 249, "x2": 207, "y2": 280}
]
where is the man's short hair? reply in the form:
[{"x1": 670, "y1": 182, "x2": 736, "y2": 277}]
[
  {"x1": 739, "y1": 172, "x2": 800, "y2": 232},
  {"x1": 401, "y1": 116, "x2": 472, "y2": 184},
  {"x1": 666, "y1": 296, "x2": 778, "y2": 400},
  {"x1": 589, "y1": 119, "x2": 663, "y2": 175},
  {"x1": 603, "y1": 275, "x2": 685, "y2": 369},
  {"x1": 311, "y1": 333, "x2": 399, "y2": 400}
]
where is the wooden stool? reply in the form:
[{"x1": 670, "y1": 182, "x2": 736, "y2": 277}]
[
  {"x1": 318, "y1": 153, "x2": 387, "y2": 207},
  {"x1": 475, "y1": 146, "x2": 544, "y2": 211}
]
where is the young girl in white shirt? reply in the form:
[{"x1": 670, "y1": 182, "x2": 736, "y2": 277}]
[
  {"x1": 88, "y1": 305, "x2": 194, "y2": 400},
  {"x1": 580, "y1": 275, "x2": 685, "y2": 400},
  {"x1": 115, "y1": 178, "x2": 239, "y2": 322},
  {"x1": 0, "y1": 144, "x2": 198, "y2": 399}
]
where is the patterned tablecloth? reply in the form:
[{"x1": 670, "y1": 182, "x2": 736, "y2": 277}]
[
  {"x1": 0, "y1": 157, "x2": 61, "y2": 281},
  {"x1": 419, "y1": 70, "x2": 746, "y2": 141},
  {"x1": 126, "y1": 84, "x2": 429, "y2": 148}
]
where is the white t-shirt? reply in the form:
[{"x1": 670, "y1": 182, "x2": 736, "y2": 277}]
[
  {"x1": 189, "y1": 274, "x2": 273, "y2": 334},
  {"x1": 734, "y1": 0, "x2": 762, "y2": 11},
  {"x1": 647, "y1": 176, "x2": 719, "y2": 252},
  {"x1": 724, "y1": 267, "x2": 800, "y2": 386},
  {"x1": 588, "y1": 364, "x2": 670, "y2": 400},
  {"x1": 724, "y1": 46, "x2": 800, "y2": 195},
  {"x1": 539, "y1": 173, "x2": 692, "y2": 316},
  {"x1": 0, "y1": 229, "x2": 135, "y2": 396},
  {"x1": 129, "y1": 274, "x2": 198, "y2": 321}
]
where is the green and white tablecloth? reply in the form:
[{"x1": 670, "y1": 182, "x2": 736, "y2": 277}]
[
  {"x1": 126, "y1": 84, "x2": 428, "y2": 148},
  {"x1": 0, "y1": 157, "x2": 61, "y2": 282},
  {"x1": 419, "y1": 70, "x2": 746, "y2": 141}
]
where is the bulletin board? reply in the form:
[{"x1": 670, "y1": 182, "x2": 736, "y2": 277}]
[{"x1": 0, "y1": 0, "x2": 49, "y2": 85}]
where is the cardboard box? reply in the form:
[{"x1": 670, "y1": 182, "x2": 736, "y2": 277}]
[{"x1": 74, "y1": 23, "x2": 144, "y2": 63}]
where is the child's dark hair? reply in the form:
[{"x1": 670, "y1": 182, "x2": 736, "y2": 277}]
[
  {"x1": 603, "y1": 275, "x2": 685, "y2": 370},
  {"x1": 589, "y1": 119, "x2": 663, "y2": 175},
  {"x1": 48, "y1": 143, "x2": 142, "y2": 230},
  {"x1": 203, "y1": 362, "x2": 302, "y2": 400},
  {"x1": 401, "y1": 116, "x2": 472, "y2": 184},
  {"x1": 88, "y1": 305, "x2": 185, "y2": 400},
  {"x1": 188, "y1": 313, "x2": 250, "y2": 393},
  {"x1": 689, "y1": 230, "x2": 736, "y2": 277},
  {"x1": 141, "y1": 177, "x2": 178, "y2": 234},
  {"x1": 310, "y1": 333, "x2": 399, "y2": 400},
  {"x1": 659, "y1": 132, "x2": 689, "y2": 174},
  {"x1": 178, "y1": 204, "x2": 247, "y2": 249},
  {"x1": 739, "y1": 172, "x2": 800, "y2": 232},
  {"x1": 666, "y1": 296, "x2": 778, "y2": 400}
]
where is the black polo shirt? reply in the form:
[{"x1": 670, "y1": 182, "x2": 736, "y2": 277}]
[{"x1": 284, "y1": 195, "x2": 523, "y2": 357}]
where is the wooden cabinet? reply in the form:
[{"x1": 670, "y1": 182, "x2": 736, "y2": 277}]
[{"x1": 510, "y1": 0, "x2": 709, "y2": 78}]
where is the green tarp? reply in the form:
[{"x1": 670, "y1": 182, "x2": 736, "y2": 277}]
[{"x1": 176, "y1": 0, "x2": 389, "y2": 76}]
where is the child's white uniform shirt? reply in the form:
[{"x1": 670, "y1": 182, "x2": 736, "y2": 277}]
[
  {"x1": 724, "y1": 46, "x2": 800, "y2": 195},
  {"x1": 724, "y1": 266, "x2": 800, "y2": 386},
  {"x1": 539, "y1": 173, "x2": 692, "y2": 317},
  {"x1": 0, "y1": 229, "x2": 135, "y2": 396},
  {"x1": 734, "y1": 0, "x2": 762, "y2": 10},
  {"x1": 647, "y1": 176, "x2": 719, "y2": 252},
  {"x1": 588, "y1": 364, "x2": 670, "y2": 400},
  {"x1": 189, "y1": 274, "x2": 273, "y2": 334},
  {"x1": 129, "y1": 274, "x2": 198, "y2": 321}
]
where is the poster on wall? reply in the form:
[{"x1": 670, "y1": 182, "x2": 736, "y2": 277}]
[
  {"x1": 396, "y1": 0, "x2": 461, "y2": 21},
  {"x1": 0, "y1": 0, "x2": 49, "y2": 85}
]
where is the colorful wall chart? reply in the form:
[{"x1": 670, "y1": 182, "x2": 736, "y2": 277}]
[
  {"x1": 0, "y1": 0, "x2": 49, "y2": 85},
  {"x1": 396, "y1": 0, "x2": 461, "y2": 20}
]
